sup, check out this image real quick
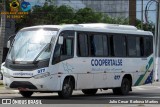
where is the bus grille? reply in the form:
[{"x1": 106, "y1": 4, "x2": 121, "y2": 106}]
[{"x1": 10, "y1": 81, "x2": 37, "y2": 89}]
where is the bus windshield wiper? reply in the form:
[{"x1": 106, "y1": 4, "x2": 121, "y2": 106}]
[
  {"x1": 33, "y1": 36, "x2": 55, "y2": 64},
  {"x1": 32, "y1": 43, "x2": 50, "y2": 64}
]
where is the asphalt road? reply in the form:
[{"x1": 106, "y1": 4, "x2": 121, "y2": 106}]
[{"x1": 0, "y1": 83, "x2": 160, "y2": 104}]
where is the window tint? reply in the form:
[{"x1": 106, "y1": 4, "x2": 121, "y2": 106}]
[
  {"x1": 127, "y1": 36, "x2": 152, "y2": 57},
  {"x1": 140, "y1": 37, "x2": 145, "y2": 56},
  {"x1": 52, "y1": 31, "x2": 74, "y2": 64},
  {"x1": 76, "y1": 32, "x2": 153, "y2": 58},
  {"x1": 89, "y1": 34, "x2": 108, "y2": 57},
  {"x1": 77, "y1": 33, "x2": 88, "y2": 56},
  {"x1": 136, "y1": 37, "x2": 141, "y2": 56},
  {"x1": 144, "y1": 37, "x2": 153, "y2": 56},
  {"x1": 127, "y1": 36, "x2": 136, "y2": 56},
  {"x1": 113, "y1": 35, "x2": 126, "y2": 57},
  {"x1": 61, "y1": 39, "x2": 73, "y2": 56},
  {"x1": 93, "y1": 35, "x2": 104, "y2": 56},
  {"x1": 103, "y1": 36, "x2": 108, "y2": 56}
]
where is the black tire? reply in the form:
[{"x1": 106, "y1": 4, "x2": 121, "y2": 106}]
[
  {"x1": 0, "y1": 72, "x2": 3, "y2": 80},
  {"x1": 112, "y1": 88, "x2": 121, "y2": 95},
  {"x1": 58, "y1": 78, "x2": 73, "y2": 99},
  {"x1": 112, "y1": 78, "x2": 131, "y2": 95},
  {"x1": 19, "y1": 91, "x2": 33, "y2": 98},
  {"x1": 82, "y1": 89, "x2": 98, "y2": 95}
]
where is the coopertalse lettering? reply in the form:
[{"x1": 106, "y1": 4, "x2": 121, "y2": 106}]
[{"x1": 91, "y1": 59, "x2": 122, "y2": 66}]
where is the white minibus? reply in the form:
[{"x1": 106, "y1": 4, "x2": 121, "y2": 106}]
[{"x1": 2, "y1": 23, "x2": 153, "y2": 98}]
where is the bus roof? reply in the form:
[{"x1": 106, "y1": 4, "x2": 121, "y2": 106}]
[{"x1": 20, "y1": 23, "x2": 153, "y2": 36}]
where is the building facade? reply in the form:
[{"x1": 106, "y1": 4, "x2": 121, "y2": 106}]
[
  {"x1": 27, "y1": 0, "x2": 129, "y2": 18},
  {"x1": 55, "y1": 0, "x2": 129, "y2": 18}
]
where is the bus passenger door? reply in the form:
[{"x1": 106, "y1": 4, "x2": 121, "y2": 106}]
[
  {"x1": 51, "y1": 31, "x2": 75, "y2": 90},
  {"x1": 76, "y1": 58, "x2": 94, "y2": 89},
  {"x1": 76, "y1": 33, "x2": 94, "y2": 89}
]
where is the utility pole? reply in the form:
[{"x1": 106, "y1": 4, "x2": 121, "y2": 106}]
[
  {"x1": 154, "y1": 1, "x2": 159, "y2": 81},
  {"x1": 129, "y1": 0, "x2": 136, "y2": 25},
  {"x1": 0, "y1": 0, "x2": 6, "y2": 65},
  {"x1": 155, "y1": 0, "x2": 160, "y2": 81}
]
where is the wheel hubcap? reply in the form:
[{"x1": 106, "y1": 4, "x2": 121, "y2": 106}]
[
  {"x1": 122, "y1": 81, "x2": 129, "y2": 93},
  {"x1": 63, "y1": 84, "x2": 71, "y2": 95}
]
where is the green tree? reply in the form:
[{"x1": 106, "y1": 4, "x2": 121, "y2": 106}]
[
  {"x1": 15, "y1": 4, "x2": 154, "y2": 33},
  {"x1": 15, "y1": 5, "x2": 75, "y2": 31},
  {"x1": 136, "y1": 19, "x2": 155, "y2": 33},
  {"x1": 74, "y1": 8, "x2": 103, "y2": 23},
  {"x1": 102, "y1": 14, "x2": 129, "y2": 25},
  {"x1": 53, "y1": 5, "x2": 75, "y2": 24}
]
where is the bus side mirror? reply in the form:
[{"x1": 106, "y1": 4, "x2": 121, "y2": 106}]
[
  {"x1": 7, "y1": 34, "x2": 15, "y2": 48},
  {"x1": 58, "y1": 36, "x2": 63, "y2": 45},
  {"x1": 7, "y1": 40, "x2": 11, "y2": 48}
]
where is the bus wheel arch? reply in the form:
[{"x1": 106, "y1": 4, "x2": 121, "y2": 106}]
[
  {"x1": 112, "y1": 74, "x2": 132, "y2": 95},
  {"x1": 63, "y1": 75, "x2": 75, "y2": 89},
  {"x1": 123, "y1": 74, "x2": 132, "y2": 91},
  {"x1": 58, "y1": 75, "x2": 75, "y2": 98}
]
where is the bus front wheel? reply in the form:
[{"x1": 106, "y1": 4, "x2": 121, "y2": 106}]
[
  {"x1": 19, "y1": 91, "x2": 33, "y2": 98},
  {"x1": 58, "y1": 78, "x2": 73, "y2": 98},
  {"x1": 112, "y1": 78, "x2": 131, "y2": 95},
  {"x1": 82, "y1": 89, "x2": 98, "y2": 95}
]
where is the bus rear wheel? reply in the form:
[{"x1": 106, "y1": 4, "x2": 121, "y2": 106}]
[
  {"x1": 19, "y1": 91, "x2": 33, "y2": 98},
  {"x1": 58, "y1": 78, "x2": 73, "y2": 99},
  {"x1": 82, "y1": 89, "x2": 98, "y2": 95},
  {"x1": 112, "y1": 78, "x2": 131, "y2": 95}
]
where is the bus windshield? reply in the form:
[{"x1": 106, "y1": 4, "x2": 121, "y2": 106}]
[{"x1": 7, "y1": 29, "x2": 58, "y2": 62}]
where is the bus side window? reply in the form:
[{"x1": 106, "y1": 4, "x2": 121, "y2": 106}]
[
  {"x1": 52, "y1": 31, "x2": 74, "y2": 64},
  {"x1": 52, "y1": 44, "x2": 61, "y2": 64},
  {"x1": 61, "y1": 38, "x2": 73, "y2": 56},
  {"x1": 127, "y1": 36, "x2": 137, "y2": 57},
  {"x1": 143, "y1": 37, "x2": 153, "y2": 56},
  {"x1": 108, "y1": 36, "x2": 114, "y2": 56},
  {"x1": 113, "y1": 35, "x2": 126, "y2": 57},
  {"x1": 89, "y1": 36, "x2": 95, "y2": 56},
  {"x1": 88, "y1": 34, "x2": 108, "y2": 57},
  {"x1": 77, "y1": 33, "x2": 89, "y2": 57},
  {"x1": 136, "y1": 37, "x2": 141, "y2": 57},
  {"x1": 140, "y1": 37, "x2": 145, "y2": 56}
]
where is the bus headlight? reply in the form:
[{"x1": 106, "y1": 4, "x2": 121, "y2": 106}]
[
  {"x1": 3, "y1": 72, "x2": 11, "y2": 78},
  {"x1": 33, "y1": 72, "x2": 50, "y2": 79}
]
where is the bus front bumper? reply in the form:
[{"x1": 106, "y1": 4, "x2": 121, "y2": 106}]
[{"x1": 3, "y1": 74, "x2": 61, "y2": 92}]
